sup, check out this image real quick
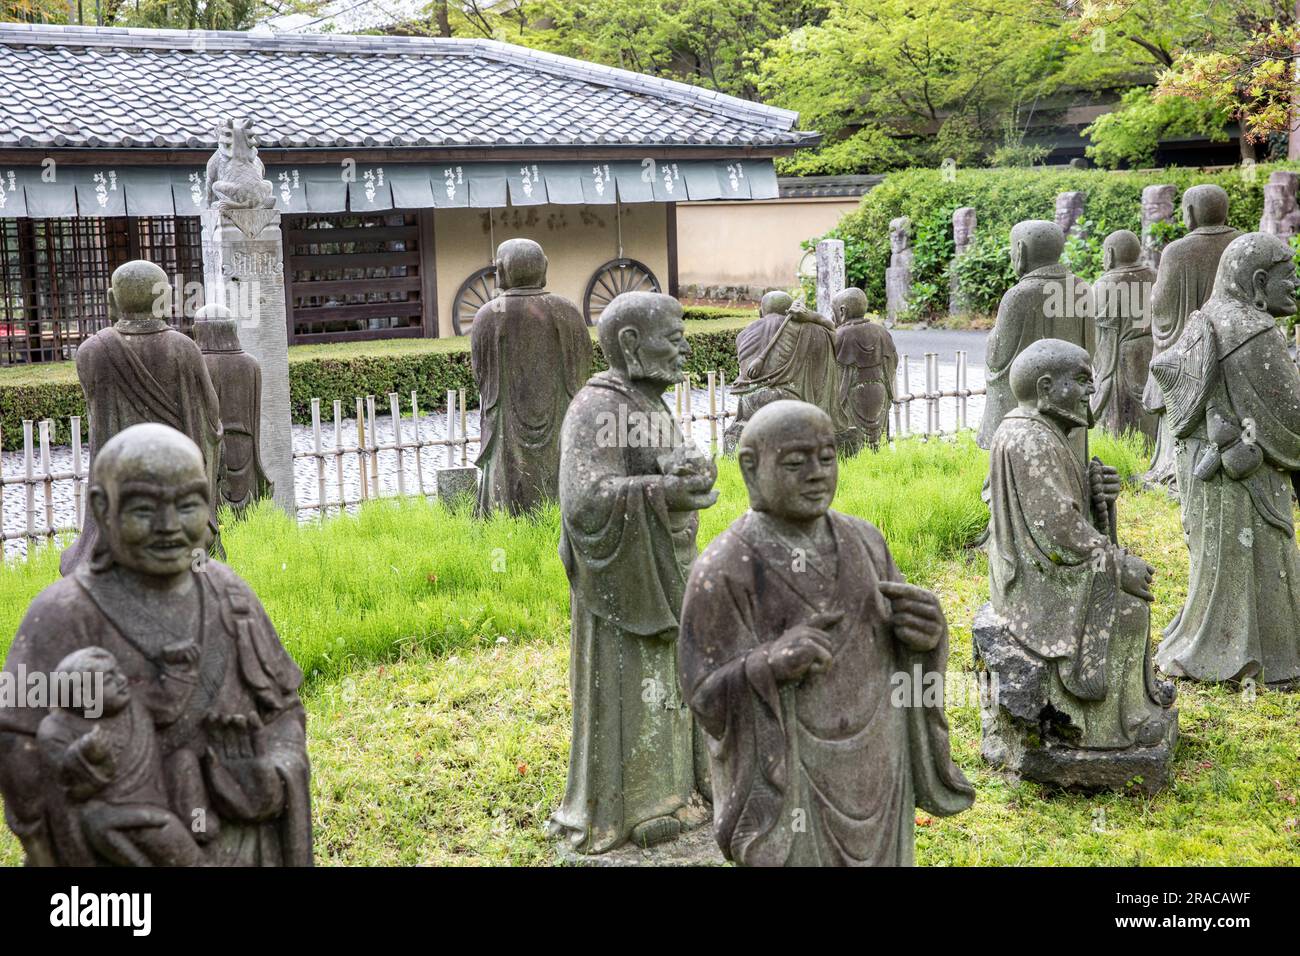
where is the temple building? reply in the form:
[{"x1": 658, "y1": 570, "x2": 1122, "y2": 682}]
[{"x1": 0, "y1": 23, "x2": 813, "y2": 364}]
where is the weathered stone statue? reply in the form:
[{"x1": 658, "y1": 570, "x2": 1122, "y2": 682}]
[
  {"x1": 832, "y1": 288, "x2": 897, "y2": 448},
  {"x1": 471, "y1": 238, "x2": 592, "y2": 516},
  {"x1": 730, "y1": 296, "x2": 862, "y2": 453},
  {"x1": 976, "y1": 220, "x2": 1093, "y2": 454},
  {"x1": 679, "y1": 400, "x2": 974, "y2": 866},
  {"x1": 1150, "y1": 233, "x2": 1300, "y2": 687},
  {"x1": 885, "y1": 216, "x2": 914, "y2": 325},
  {"x1": 1090, "y1": 230, "x2": 1157, "y2": 443},
  {"x1": 194, "y1": 303, "x2": 273, "y2": 516},
  {"x1": 1260, "y1": 170, "x2": 1300, "y2": 241},
  {"x1": 1142, "y1": 184, "x2": 1241, "y2": 489},
  {"x1": 976, "y1": 339, "x2": 1177, "y2": 793},
  {"x1": 725, "y1": 291, "x2": 794, "y2": 454},
  {"x1": 950, "y1": 207, "x2": 977, "y2": 315},
  {"x1": 548, "y1": 291, "x2": 718, "y2": 854},
  {"x1": 1141, "y1": 185, "x2": 1177, "y2": 272},
  {"x1": 62, "y1": 260, "x2": 224, "y2": 575},
  {"x1": 1055, "y1": 190, "x2": 1086, "y2": 239},
  {"x1": 0, "y1": 423, "x2": 312, "y2": 866}
]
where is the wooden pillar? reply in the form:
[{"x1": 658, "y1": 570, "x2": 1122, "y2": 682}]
[
  {"x1": 665, "y1": 202, "x2": 679, "y2": 298},
  {"x1": 418, "y1": 208, "x2": 439, "y2": 338}
]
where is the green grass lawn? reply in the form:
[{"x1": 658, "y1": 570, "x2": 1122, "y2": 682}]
[{"x1": 2, "y1": 431, "x2": 1298, "y2": 866}]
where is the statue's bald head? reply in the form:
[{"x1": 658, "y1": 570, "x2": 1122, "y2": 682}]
[
  {"x1": 1010, "y1": 220, "x2": 1064, "y2": 277},
  {"x1": 1010, "y1": 338, "x2": 1091, "y2": 404},
  {"x1": 738, "y1": 400, "x2": 838, "y2": 517},
  {"x1": 596, "y1": 291, "x2": 686, "y2": 380},
  {"x1": 1183, "y1": 184, "x2": 1229, "y2": 230},
  {"x1": 193, "y1": 302, "x2": 241, "y2": 352},
  {"x1": 759, "y1": 290, "x2": 793, "y2": 317},
  {"x1": 110, "y1": 259, "x2": 170, "y2": 318},
  {"x1": 1103, "y1": 229, "x2": 1141, "y2": 270},
  {"x1": 495, "y1": 238, "x2": 548, "y2": 290},
  {"x1": 831, "y1": 287, "x2": 868, "y2": 325},
  {"x1": 92, "y1": 423, "x2": 208, "y2": 502}
]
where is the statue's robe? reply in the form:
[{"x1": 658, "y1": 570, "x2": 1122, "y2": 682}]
[
  {"x1": 735, "y1": 311, "x2": 787, "y2": 376},
  {"x1": 1091, "y1": 263, "x2": 1157, "y2": 443},
  {"x1": 1141, "y1": 225, "x2": 1241, "y2": 485},
  {"x1": 471, "y1": 289, "x2": 592, "y2": 516},
  {"x1": 678, "y1": 511, "x2": 973, "y2": 867},
  {"x1": 1151, "y1": 303, "x2": 1300, "y2": 685},
  {"x1": 0, "y1": 562, "x2": 312, "y2": 866},
  {"x1": 62, "y1": 323, "x2": 224, "y2": 574},
  {"x1": 835, "y1": 319, "x2": 898, "y2": 447},
  {"x1": 202, "y1": 348, "x2": 272, "y2": 514},
  {"x1": 976, "y1": 264, "x2": 1094, "y2": 451},
  {"x1": 732, "y1": 313, "x2": 856, "y2": 436},
  {"x1": 988, "y1": 408, "x2": 1168, "y2": 748},
  {"x1": 548, "y1": 370, "x2": 699, "y2": 853}
]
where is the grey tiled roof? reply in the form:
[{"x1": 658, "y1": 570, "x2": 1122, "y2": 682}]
[
  {"x1": 0, "y1": 24, "x2": 815, "y2": 151},
  {"x1": 778, "y1": 174, "x2": 884, "y2": 198}
]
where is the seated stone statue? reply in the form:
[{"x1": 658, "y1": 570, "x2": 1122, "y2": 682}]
[
  {"x1": 471, "y1": 238, "x2": 593, "y2": 516},
  {"x1": 1090, "y1": 230, "x2": 1157, "y2": 444},
  {"x1": 976, "y1": 339, "x2": 1177, "y2": 794},
  {"x1": 679, "y1": 400, "x2": 974, "y2": 866},
  {"x1": 1150, "y1": 232, "x2": 1300, "y2": 687},
  {"x1": 194, "y1": 303, "x2": 273, "y2": 516},
  {"x1": 547, "y1": 291, "x2": 717, "y2": 855},
  {"x1": 832, "y1": 287, "x2": 897, "y2": 449},
  {"x1": 0, "y1": 423, "x2": 312, "y2": 866}
]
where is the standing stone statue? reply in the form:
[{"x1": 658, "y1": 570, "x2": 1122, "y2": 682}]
[
  {"x1": 949, "y1": 206, "x2": 977, "y2": 315},
  {"x1": 730, "y1": 298, "x2": 862, "y2": 453},
  {"x1": 832, "y1": 287, "x2": 897, "y2": 449},
  {"x1": 194, "y1": 303, "x2": 273, "y2": 516},
  {"x1": 1259, "y1": 170, "x2": 1300, "y2": 241},
  {"x1": 679, "y1": 400, "x2": 974, "y2": 866},
  {"x1": 1151, "y1": 233, "x2": 1300, "y2": 687},
  {"x1": 61, "y1": 260, "x2": 224, "y2": 575},
  {"x1": 0, "y1": 424, "x2": 312, "y2": 866},
  {"x1": 547, "y1": 291, "x2": 718, "y2": 854},
  {"x1": 976, "y1": 340, "x2": 1177, "y2": 794},
  {"x1": 1055, "y1": 191, "x2": 1087, "y2": 239},
  {"x1": 470, "y1": 238, "x2": 593, "y2": 516},
  {"x1": 1140, "y1": 184, "x2": 1177, "y2": 272},
  {"x1": 725, "y1": 291, "x2": 794, "y2": 453},
  {"x1": 1142, "y1": 185, "x2": 1241, "y2": 489},
  {"x1": 1090, "y1": 230, "x2": 1157, "y2": 443},
  {"x1": 976, "y1": 220, "x2": 1094, "y2": 455},
  {"x1": 885, "y1": 216, "x2": 914, "y2": 326}
]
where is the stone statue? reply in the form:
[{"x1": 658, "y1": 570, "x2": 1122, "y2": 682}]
[
  {"x1": 61, "y1": 260, "x2": 224, "y2": 575},
  {"x1": 976, "y1": 339, "x2": 1177, "y2": 793},
  {"x1": 1055, "y1": 191, "x2": 1086, "y2": 238},
  {"x1": 470, "y1": 238, "x2": 593, "y2": 516},
  {"x1": 1142, "y1": 184, "x2": 1241, "y2": 490},
  {"x1": 1260, "y1": 170, "x2": 1300, "y2": 241},
  {"x1": 194, "y1": 303, "x2": 273, "y2": 516},
  {"x1": 976, "y1": 220, "x2": 1094, "y2": 455},
  {"x1": 547, "y1": 291, "x2": 718, "y2": 854},
  {"x1": 205, "y1": 117, "x2": 276, "y2": 214},
  {"x1": 1150, "y1": 233, "x2": 1300, "y2": 687},
  {"x1": 950, "y1": 207, "x2": 977, "y2": 315},
  {"x1": 1140, "y1": 184, "x2": 1177, "y2": 271},
  {"x1": 724, "y1": 291, "x2": 794, "y2": 454},
  {"x1": 730, "y1": 295, "x2": 862, "y2": 453},
  {"x1": 885, "y1": 216, "x2": 914, "y2": 325},
  {"x1": 0, "y1": 424, "x2": 312, "y2": 866},
  {"x1": 1090, "y1": 230, "x2": 1157, "y2": 443},
  {"x1": 832, "y1": 287, "x2": 897, "y2": 449},
  {"x1": 679, "y1": 400, "x2": 974, "y2": 866}
]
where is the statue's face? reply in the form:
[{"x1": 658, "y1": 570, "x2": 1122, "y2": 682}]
[
  {"x1": 623, "y1": 312, "x2": 689, "y2": 384},
  {"x1": 95, "y1": 462, "x2": 211, "y2": 578},
  {"x1": 1257, "y1": 260, "x2": 1298, "y2": 318},
  {"x1": 743, "y1": 426, "x2": 838, "y2": 521},
  {"x1": 1037, "y1": 357, "x2": 1094, "y2": 430},
  {"x1": 98, "y1": 661, "x2": 132, "y2": 716}
]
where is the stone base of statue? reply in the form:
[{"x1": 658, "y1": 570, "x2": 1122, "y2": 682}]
[
  {"x1": 553, "y1": 796, "x2": 722, "y2": 867},
  {"x1": 972, "y1": 603, "x2": 1177, "y2": 795},
  {"x1": 436, "y1": 466, "x2": 479, "y2": 504}
]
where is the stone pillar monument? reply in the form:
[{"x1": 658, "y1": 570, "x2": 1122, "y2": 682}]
[
  {"x1": 949, "y1": 206, "x2": 976, "y2": 316},
  {"x1": 885, "y1": 216, "x2": 913, "y2": 326},
  {"x1": 200, "y1": 117, "x2": 295, "y2": 515},
  {"x1": 1055, "y1": 191, "x2": 1087, "y2": 239},
  {"x1": 1140, "y1": 184, "x2": 1177, "y2": 272},
  {"x1": 1260, "y1": 170, "x2": 1300, "y2": 241},
  {"x1": 814, "y1": 239, "x2": 845, "y2": 318}
]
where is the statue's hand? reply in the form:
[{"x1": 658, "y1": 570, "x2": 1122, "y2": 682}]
[
  {"x1": 203, "y1": 712, "x2": 285, "y2": 823},
  {"x1": 663, "y1": 474, "x2": 719, "y2": 511},
  {"x1": 161, "y1": 640, "x2": 201, "y2": 666},
  {"x1": 80, "y1": 726, "x2": 113, "y2": 770},
  {"x1": 1119, "y1": 552, "x2": 1155, "y2": 602},
  {"x1": 767, "y1": 612, "x2": 840, "y2": 683},
  {"x1": 880, "y1": 580, "x2": 946, "y2": 652},
  {"x1": 1088, "y1": 460, "x2": 1121, "y2": 511}
]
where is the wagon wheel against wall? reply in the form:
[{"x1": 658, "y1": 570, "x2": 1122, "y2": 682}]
[
  {"x1": 583, "y1": 258, "x2": 660, "y2": 326},
  {"x1": 451, "y1": 265, "x2": 498, "y2": 336}
]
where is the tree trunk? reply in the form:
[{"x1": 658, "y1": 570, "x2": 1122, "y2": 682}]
[{"x1": 435, "y1": 0, "x2": 451, "y2": 37}]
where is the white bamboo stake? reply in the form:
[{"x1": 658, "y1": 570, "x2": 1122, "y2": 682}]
[
  {"x1": 22, "y1": 420, "x2": 34, "y2": 541},
  {"x1": 311, "y1": 399, "x2": 326, "y2": 522},
  {"x1": 901, "y1": 356, "x2": 911, "y2": 438},
  {"x1": 366, "y1": 396, "x2": 380, "y2": 496},
  {"x1": 71, "y1": 415, "x2": 83, "y2": 531},
  {"x1": 333, "y1": 400, "x2": 344, "y2": 513},
  {"x1": 39, "y1": 420, "x2": 53, "y2": 536},
  {"x1": 707, "y1": 370, "x2": 718, "y2": 456},
  {"x1": 445, "y1": 389, "x2": 456, "y2": 468},
  {"x1": 459, "y1": 389, "x2": 468, "y2": 466},
  {"x1": 355, "y1": 397, "x2": 368, "y2": 501},
  {"x1": 390, "y1": 392, "x2": 406, "y2": 498}
]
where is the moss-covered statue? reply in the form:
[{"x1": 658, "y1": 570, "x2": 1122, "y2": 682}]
[
  {"x1": 832, "y1": 287, "x2": 897, "y2": 449},
  {"x1": 1090, "y1": 230, "x2": 1157, "y2": 444}
]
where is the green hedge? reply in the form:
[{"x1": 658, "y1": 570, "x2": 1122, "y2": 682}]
[
  {"x1": 818, "y1": 163, "x2": 1293, "y2": 321},
  {"x1": 0, "y1": 321, "x2": 750, "y2": 450}
]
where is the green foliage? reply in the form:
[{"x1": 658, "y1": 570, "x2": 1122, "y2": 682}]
[
  {"x1": 950, "y1": 230, "x2": 1017, "y2": 315},
  {"x1": 1084, "y1": 87, "x2": 1231, "y2": 170}
]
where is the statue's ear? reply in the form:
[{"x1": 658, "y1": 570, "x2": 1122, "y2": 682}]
[
  {"x1": 89, "y1": 487, "x2": 109, "y2": 527},
  {"x1": 1253, "y1": 268, "x2": 1271, "y2": 307},
  {"x1": 1036, "y1": 374, "x2": 1053, "y2": 404},
  {"x1": 1102, "y1": 246, "x2": 1115, "y2": 272},
  {"x1": 618, "y1": 325, "x2": 642, "y2": 376}
]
